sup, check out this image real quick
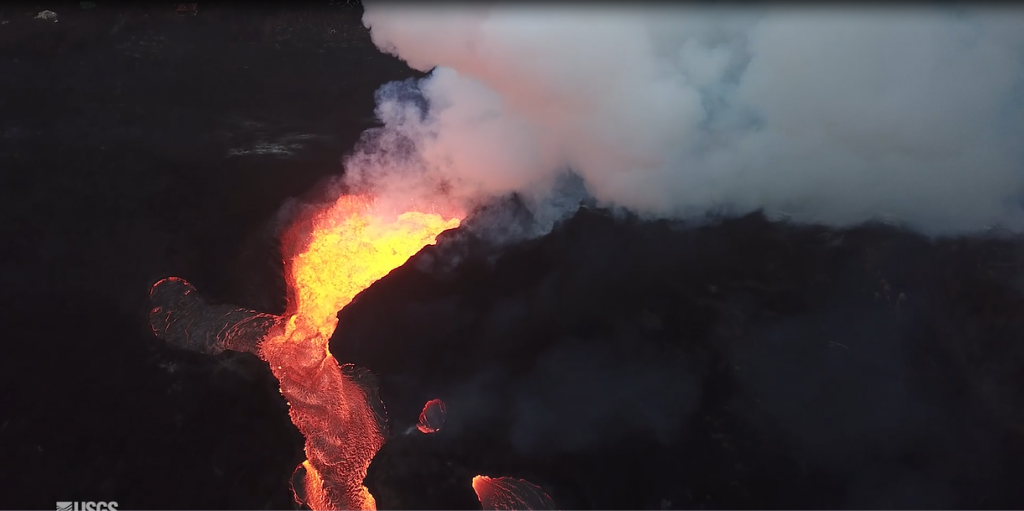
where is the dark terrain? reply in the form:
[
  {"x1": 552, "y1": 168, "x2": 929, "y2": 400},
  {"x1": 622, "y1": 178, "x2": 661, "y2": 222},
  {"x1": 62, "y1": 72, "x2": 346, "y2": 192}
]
[
  {"x1": 3, "y1": 3, "x2": 1024, "y2": 510},
  {"x1": 3, "y1": 3, "x2": 417, "y2": 509}
]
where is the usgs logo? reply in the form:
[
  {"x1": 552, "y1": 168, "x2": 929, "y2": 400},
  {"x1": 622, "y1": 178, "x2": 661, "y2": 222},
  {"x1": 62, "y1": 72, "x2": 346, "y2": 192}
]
[{"x1": 56, "y1": 502, "x2": 118, "y2": 511}]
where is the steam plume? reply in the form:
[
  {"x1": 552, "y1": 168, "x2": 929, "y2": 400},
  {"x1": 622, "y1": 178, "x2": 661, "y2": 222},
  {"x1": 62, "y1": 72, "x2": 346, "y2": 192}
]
[{"x1": 346, "y1": 4, "x2": 1024, "y2": 235}]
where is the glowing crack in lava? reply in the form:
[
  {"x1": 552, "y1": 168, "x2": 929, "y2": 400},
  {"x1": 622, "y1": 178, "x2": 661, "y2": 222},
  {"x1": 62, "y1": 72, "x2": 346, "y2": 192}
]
[
  {"x1": 472, "y1": 475, "x2": 557, "y2": 511},
  {"x1": 417, "y1": 398, "x2": 447, "y2": 434},
  {"x1": 149, "y1": 194, "x2": 461, "y2": 510}
]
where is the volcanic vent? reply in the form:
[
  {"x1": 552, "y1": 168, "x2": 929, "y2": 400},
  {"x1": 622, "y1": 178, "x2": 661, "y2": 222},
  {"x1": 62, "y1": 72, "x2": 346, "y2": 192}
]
[{"x1": 149, "y1": 194, "x2": 462, "y2": 510}]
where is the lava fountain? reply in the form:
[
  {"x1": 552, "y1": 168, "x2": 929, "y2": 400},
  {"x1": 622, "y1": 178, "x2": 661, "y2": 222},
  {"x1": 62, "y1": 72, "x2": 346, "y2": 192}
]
[{"x1": 149, "y1": 194, "x2": 461, "y2": 510}]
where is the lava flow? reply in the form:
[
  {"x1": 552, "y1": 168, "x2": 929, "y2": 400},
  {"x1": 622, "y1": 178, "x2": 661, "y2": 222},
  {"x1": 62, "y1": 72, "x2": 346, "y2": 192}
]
[
  {"x1": 472, "y1": 475, "x2": 557, "y2": 511},
  {"x1": 266, "y1": 195, "x2": 461, "y2": 510},
  {"x1": 149, "y1": 194, "x2": 461, "y2": 510}
]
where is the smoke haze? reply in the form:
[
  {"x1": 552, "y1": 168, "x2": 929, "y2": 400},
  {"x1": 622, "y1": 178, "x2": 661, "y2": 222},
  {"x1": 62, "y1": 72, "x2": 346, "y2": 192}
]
[{"x1": 346, "y1": 4, "x2": 1024, "y2": 234}]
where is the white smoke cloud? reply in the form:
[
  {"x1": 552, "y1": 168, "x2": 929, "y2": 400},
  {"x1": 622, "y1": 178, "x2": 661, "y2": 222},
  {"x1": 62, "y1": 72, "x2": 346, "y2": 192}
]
[{"x1": 347, "y1": 3, "x2": 1024, "y2": 234}]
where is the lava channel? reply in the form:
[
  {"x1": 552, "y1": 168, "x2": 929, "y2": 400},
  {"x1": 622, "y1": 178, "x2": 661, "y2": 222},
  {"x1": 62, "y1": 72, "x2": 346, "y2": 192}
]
[{"x1": 149, "y1": 194, "x2": 461, "y2": 510}]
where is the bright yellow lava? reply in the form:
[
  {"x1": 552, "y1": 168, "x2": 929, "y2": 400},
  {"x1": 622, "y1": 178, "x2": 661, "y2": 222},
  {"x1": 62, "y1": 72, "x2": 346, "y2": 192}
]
[
  {"x1": 260, "y1": 194, "x2": 461, "y2": 510},
  {"x1": 289, "y1": 195, "x2": 462, "y2": 339}
]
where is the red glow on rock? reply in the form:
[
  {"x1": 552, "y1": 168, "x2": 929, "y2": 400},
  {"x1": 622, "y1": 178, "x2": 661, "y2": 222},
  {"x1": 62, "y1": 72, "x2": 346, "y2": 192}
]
[{"x1": 416, "y1": 398, "x2": 447, "y2": 434}]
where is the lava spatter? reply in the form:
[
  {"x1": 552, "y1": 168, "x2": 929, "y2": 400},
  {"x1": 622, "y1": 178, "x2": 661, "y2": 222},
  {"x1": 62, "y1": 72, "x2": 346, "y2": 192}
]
[
  {"x1": 149, "y1": 194, "x2": 461, "y2": 510},
  {"x1": 417, "y1": 398, "x2": 447, "y2": 434},
  {"x1": 472, "y1": 475, "x2": 557, "y2": 511}
]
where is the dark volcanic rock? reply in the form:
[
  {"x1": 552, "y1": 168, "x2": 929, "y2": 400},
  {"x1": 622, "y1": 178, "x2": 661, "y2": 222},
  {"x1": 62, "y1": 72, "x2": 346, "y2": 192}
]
[
  {"x1": 366, "y1": 433, "x2": 483, "y2": 511},
  {"x1": 332, "y1": 206, "x2": 1024, "y2": 510}
]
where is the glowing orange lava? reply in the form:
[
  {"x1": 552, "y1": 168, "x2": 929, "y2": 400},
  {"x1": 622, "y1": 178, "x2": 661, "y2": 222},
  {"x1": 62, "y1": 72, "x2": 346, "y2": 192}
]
[
  {"x1": 262, "y1": 194, "x2": 461, "y2": 510},
  {"x1": 472, "y1": 475, "x2": 557, "y2": 511},
  {"x1": 149, "y1": 194, "x2": 459, "y2": 510}
]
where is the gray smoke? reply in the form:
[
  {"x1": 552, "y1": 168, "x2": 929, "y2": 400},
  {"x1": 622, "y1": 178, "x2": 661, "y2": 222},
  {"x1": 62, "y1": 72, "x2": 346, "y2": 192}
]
[{"x1": 348, "y1": 4, "x2": 1024, "y2": 234}]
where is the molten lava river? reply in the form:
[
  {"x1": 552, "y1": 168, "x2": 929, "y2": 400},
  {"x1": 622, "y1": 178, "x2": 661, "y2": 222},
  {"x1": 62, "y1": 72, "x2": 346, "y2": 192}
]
[{"x1": 150, "y1": 194, "x2": 462, "y2": 510}]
